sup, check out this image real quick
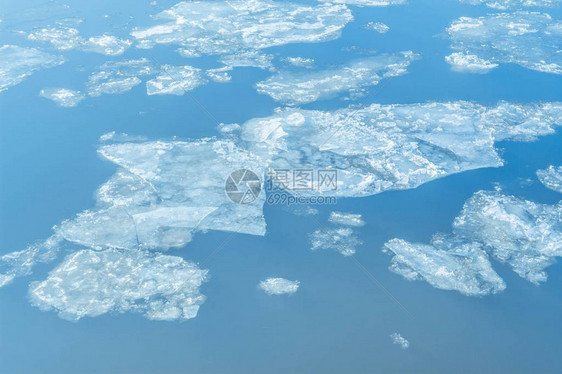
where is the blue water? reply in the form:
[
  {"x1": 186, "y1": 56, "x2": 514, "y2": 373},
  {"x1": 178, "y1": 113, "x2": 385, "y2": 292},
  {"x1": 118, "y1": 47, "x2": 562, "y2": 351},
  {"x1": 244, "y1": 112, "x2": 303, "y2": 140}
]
[{"x1": 1, "y1": 0, "x2": 561, "y2": 373}]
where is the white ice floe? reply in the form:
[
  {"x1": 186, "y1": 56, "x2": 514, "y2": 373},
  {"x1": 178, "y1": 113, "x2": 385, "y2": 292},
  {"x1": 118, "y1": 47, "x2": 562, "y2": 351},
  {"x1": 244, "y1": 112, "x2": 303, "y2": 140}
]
[
  {"x1": 365, "y1": 22, "x2": 390, "y2": 33},
  {"x1": 446, "y1": 12, "x2": 562, "y2": 74},
  {"x1": 39, "y1": 88, "x2": 85, "y2": 107},
  {"x1": 460, "y1": 0, "x2": 561, "y2": 10},
  {"x1": 283, "y1": 57, "x2": 315, "y2": 68},
  {"x1": 320, "y1": 0, "x2": 406, "y2": 6},
  {"x1": 206, "y1": 67, "x2": 232, "y2": 83},
  {"x1": 310, "y1": 227, "x2": 362, "y2": 256},
  {"x1": 537, "y1": 165, "x2": 562, "y2": 193},
  {"x1": 390, "y1": 333, "x2": 410, "y2": 349},
  {"x1": 256, "y1": 52, "x2": 419, "y2": 105},
  {"x1": 258, "y1": 277, "x2": 300, "y2": 295},
  {"x1": 0, "y1": 45, "x2": 64, "y2": 93},
  {"x1": 29, "y1": 248, "x2": 208, "y2": 321},
  {"x1": 383, "y1": 236, "x2": 506, "y2": 296},
  {"x1": 240, "y1": 101, "x2": 562, "y2": 197},
  {"x1": 146, "y1": 65, "x2": 207, "y2": 95},
  {"x1": 385, "y1": 188, "x2": 562, "y2": 292},
  {"x1": 453, "y1": 190, "x2": 562, "y2": 284},
  {"x1": 87, "y1": 58, "x2": 156, "y2": 97},
  {"x1": 445, "y1": 52, "x2": 499, "y2": 73},
  {"x1": 329, "y1": 212, "x2": 365, "y2": 227},
  {"x1": 28, "y1": 26, "x2": 131, "y2": 56},
  {"x1": 131, "y1": 0, "x2": 353, "y2": 55}
]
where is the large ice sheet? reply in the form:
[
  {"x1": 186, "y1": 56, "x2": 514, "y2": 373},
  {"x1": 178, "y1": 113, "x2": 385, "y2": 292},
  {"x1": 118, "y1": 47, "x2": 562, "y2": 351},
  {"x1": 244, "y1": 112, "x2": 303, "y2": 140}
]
[
  {"x1": 537, "y1": 165, "x2": 562, "y2": 193},
  {"x1": 0, "y1": 138, "x2": 267, "y2": 289},
  {"x1": 256, "y1": 52, "x2": 419, "y2": 105},
  {"x1": 453, "y1": 190, "x2": 562, "y2": 284},
  {"x1": 131, "y1": 1, "x2": 353, "y2": 55},
  {"x1": 28, "y1": 26, "x2": 131, "y2": 56},
  {"x1": 240, "y1": 101, "x2": 562, "y2": 197},
  {"x1": 445, "y1": 12, "x2": 562, "y2": 74},
  {"x1": 29, "y1": 249, "x2": 208, "y2": 321},
  {"x1": 383, "y1": 236, "x2": 506, "y2": 296},
  {"x1": 0, "y1": 45, "x2": 64, "y2": 93}
]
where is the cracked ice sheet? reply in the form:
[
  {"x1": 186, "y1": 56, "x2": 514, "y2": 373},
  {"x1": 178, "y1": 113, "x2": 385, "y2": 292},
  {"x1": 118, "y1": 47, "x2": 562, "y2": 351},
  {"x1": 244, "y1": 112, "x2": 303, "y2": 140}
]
[
  {"x1": 537, "y1": 165, "x2": 562, "y2": 193},
  {"x1": 0, "y1": 45, "x2": 64, "y2": 93},
  {"x1": 256, "y1": 52, "x2": 419, "y2": 105},
  {"x1": 240, "y1": 101, "x2": 562, "y2": 197},
  {"x1": 460, "y1": 0, "x2": 562, "y2": 10},
  {"x1": 258, "y1": 278, "x2": 300, "y2": 295},
  {"x1": 445, "y1": 12, "x2": 562, "y2": 74},
  {"x1": 383, "y1": 236, "x2": 506, "y2": 296},
  {"x1": 29, "y1": 248, "x2": 208, "y2": 321},
  {"x1": 0, "y1": 138, "x2": 267, "y2": 287},
  {"x1": 27, "y1": 26, "x2": 131, "y2": 56},
  {"x1": 130, "y1": 0, "x2": 353, "y2": 55},
  {"x1": 453, "y1": 190, "x2": 562, "y2": 284},
  {"x1": 40, "y1": 88, "x2": 85, "y2": 107}
]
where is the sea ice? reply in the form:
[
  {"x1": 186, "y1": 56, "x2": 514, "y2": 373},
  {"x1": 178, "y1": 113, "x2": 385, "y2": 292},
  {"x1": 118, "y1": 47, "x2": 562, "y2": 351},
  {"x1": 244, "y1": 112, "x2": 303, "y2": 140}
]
[{"x1": 258, "y1": 278, "x2": 300, "y2": 295}]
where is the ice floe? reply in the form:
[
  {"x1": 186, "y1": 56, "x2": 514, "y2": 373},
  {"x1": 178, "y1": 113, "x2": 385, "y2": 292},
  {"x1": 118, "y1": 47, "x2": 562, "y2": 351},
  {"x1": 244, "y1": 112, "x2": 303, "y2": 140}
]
[
  {"x1": 87, "y1": 58, "x2": 156, "y2": 97},
  {"x1": 446, "y1": 12, "x2": 562, "y2": 74},
  {"x1": 453, "y1": 190, "x2": 562, "y2": 284},
  {"x1": 283, "y1": 57, "x2": 315, "y2": 68},
  {"x1": 27, "y1": 26, "x2": 131, "y2": 56},
  {"x1": 310, "y1": 227, "x2": 362, "y2": 256},
  {"x1": 385, "y1": 188, "x2": 562, "y2": 292},
  {"x1": 0, "y1": 45, "x2": 64, "y2": 93},
  {"x1": 320, "y1": 0, "x2": 406, "y2": 6},
  {"x1": 445, "y1": 52, "x2": 499, "y2": 73},
  {"x1": 218, "y1": 50, "x2": 274, "y2": 70},
  {"x1": 39, "y1": 88, "x2": 85, "y2": 107},
  {"x1": 383, "y1": 236, "x2": 506, "y2": 296},
  {"x1": 537, "y1": 165, "x2": 562, "y2": 193},
  {"x1": 240, "y1": 101, "x2": 562, "y2": 197},
  {"x1": 146, "y1": 65, "x2": 207, "y2": 95},
  {"x1": 460, "y1": 0, "x2": 561, "y2": 10},
  {"x1": 258, "y1": 277, "x2": 300, "y2": 295},
  {"x1": 390, "y1": 333, "x2": 410, "y2": 349},
  {"x1": 256, "y1": 52, "x2": 419, "y2": 105},
  {"x1": 329, "y1": 212, "x2": 365, "y2": 227},
  {"x1": 29, "y1": 248, "x2": 208, "y2": 321},
  {"x1": 365, "y1": 22, "x2": 390, "y2": 33},
  {"x1": 131, "y1": 0, "x2": 353, "y2": 55}
]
